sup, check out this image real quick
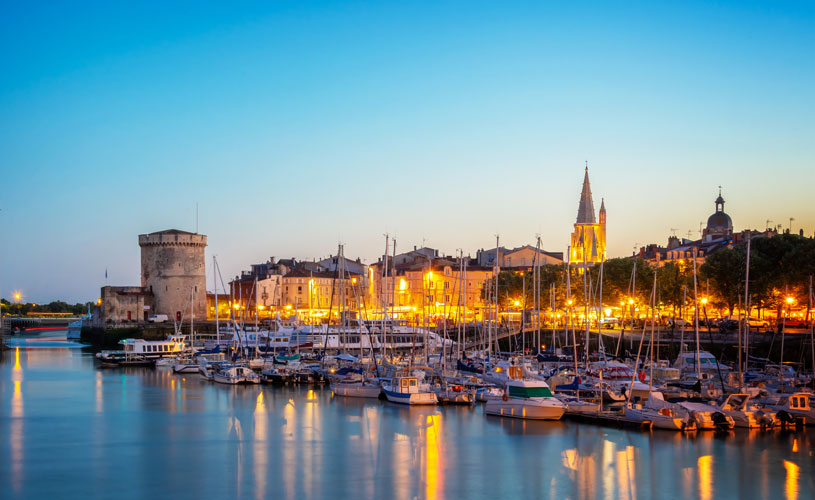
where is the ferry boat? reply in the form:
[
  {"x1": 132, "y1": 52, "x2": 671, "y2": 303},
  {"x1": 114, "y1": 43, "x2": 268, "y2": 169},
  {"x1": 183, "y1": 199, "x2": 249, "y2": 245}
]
[{"x1": 96, "y1": 336, "x2": 186, "y2": 365}]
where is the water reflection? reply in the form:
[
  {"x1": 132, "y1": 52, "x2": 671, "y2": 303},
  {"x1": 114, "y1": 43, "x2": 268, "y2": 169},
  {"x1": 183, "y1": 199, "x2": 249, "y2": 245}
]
[
  {"x1": 784, "y1": 460, "x2": 799, "y2": 500},
  {"x1": 2, "y1": 349, "x2": 815, "y2": 500},
  {"x1": 698, "y1": 455, "x2": 713, "y2": 500}
]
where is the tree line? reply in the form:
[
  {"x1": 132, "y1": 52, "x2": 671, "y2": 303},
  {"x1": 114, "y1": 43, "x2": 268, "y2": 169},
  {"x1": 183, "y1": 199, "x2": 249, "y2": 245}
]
[
  {"x1": 492, "y1": 233, "x2": 815, "y2": 319},
  {"x1": 1, "y1": 299, "x2": 93, "y2": 316}
]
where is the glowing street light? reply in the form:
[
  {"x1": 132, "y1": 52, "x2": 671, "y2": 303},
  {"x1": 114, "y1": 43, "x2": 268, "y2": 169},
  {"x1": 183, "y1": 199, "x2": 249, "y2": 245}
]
[
  {"x1": 13, "y1": 292, "x2": 22, "y2": 303},
  {"x1": 786, "y1": 297, "x2": 795, "y2": 305},
  {"x1": 701, "y1": 297, "x2": 708, "y2": 305},
  {"x1": 628, "y1": 298, "x2": 634, "y2": 305}
]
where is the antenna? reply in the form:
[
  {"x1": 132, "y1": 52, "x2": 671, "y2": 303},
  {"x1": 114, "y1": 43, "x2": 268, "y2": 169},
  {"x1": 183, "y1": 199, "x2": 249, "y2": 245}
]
[
  {"x1": 766, "y1": 219, "x2": 773, "y2": 231},
  {"x1": 670, "y1": 228, "x2": 678, "y2": 237},
  {"x1": 196, "y1": 202, "x2": 199, "y2": 234},
  {"x1": 687, "y1": 230, "x2": 693, "y2": 239}
]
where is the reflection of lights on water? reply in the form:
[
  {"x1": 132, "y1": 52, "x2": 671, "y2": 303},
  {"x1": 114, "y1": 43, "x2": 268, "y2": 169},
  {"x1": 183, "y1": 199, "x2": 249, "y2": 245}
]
[
  {"x1": 425, "y1": 414, "x2": 443, "y2": 500},
  {"x1": 792, "y1": 439, "x2": 798, "y2": 453},
  {"x1": 307, "y1": 389, "x2": 318, "y2": 401},
  {"x1": 14, "y1": 347, "x2": 22, "y2": 371},
  {"x1": 562, "y1": 448, "x2": 578, "y2": 471},
  {"x1": 254, "y1": 391, "x2": 267, "y2": 500},
  {"x1": 96, "y1": 371, "x2": 104, "y2": 413},
  {"x1": 602, "y1": 440, "x2": 615, "y2": 498},
  {"x1": 617, "y1": 446, "x2": 636, "y2": 500},
  {"x1": 784, "y1": 460, "x2": 799, "y2": 500},
  {"x1": 698, "y1": 455, "x2": 712, "y2": 500}
]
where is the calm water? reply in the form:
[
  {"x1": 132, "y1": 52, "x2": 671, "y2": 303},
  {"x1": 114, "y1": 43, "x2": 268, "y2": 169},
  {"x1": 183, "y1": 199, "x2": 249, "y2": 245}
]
[{"x1": 2, "y1": 345, "x2": 813, "y2": 500}]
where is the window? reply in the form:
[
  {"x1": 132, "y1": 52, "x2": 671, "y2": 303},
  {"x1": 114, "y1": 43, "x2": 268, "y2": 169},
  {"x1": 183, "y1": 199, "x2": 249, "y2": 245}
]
[{"x1": 298, "y1": 286, "x2": 302, "y2": 293}]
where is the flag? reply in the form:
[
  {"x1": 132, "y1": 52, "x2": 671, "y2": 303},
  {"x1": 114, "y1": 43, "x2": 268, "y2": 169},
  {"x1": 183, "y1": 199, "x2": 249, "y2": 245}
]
[{"x1": 105, "y1": 268, "x2": 108, "y2": 279}]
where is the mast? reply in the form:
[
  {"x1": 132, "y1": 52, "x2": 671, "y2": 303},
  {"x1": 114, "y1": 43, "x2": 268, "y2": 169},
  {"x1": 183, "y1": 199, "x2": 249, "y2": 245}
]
[
  {"x1": 740, "y1": 235, "x2": 751, "y2": 391},
  {"x1": 214, "y1": 256, "x2": 219, "y2": 346},
  {"x1": 190, "y1": 286, "x2": 194, "y2": 354},
  {"x1": 381, "y1": 234, "x2": 389, "y2": 361},
  {"x1": 493, "y1": 235, "x2": 500, "y2": 355},
  {"x1": 566, "y1": 246, "x2": 577, "y2": 376},
  {"x1": 692, "y1": 247, "x2": 701, "y2": 379},
  {"x1": 535, "y1": 236, "x2": 541, "y2": 354}
]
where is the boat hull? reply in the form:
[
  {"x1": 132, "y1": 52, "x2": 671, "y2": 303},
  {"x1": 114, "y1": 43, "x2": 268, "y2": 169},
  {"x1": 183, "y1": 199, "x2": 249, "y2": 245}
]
[
  {"x1": 332, "y1": 383, "x2": 381, "y2": 398},
  {"x1": 484, "y1": 398, "x2": 565, "y2": 420},
  {"x1": 383, "y1": 390, "x2": 438, "y2": 405}
]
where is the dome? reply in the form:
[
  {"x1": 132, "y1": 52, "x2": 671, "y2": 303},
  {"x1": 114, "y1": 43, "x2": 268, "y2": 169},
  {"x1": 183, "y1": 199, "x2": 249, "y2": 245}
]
[{"x1": 707, "y1": 212, "x2": 732, "y2": 230}]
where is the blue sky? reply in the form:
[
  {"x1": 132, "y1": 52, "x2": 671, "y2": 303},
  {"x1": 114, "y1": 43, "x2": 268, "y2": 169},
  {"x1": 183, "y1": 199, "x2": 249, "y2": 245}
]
[{"x1": 1, "y1": 1, "x2": 813, "y2": 303}]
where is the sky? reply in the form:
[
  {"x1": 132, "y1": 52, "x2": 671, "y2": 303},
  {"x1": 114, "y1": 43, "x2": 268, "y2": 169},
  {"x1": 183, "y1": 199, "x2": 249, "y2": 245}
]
[{"x1": 1, "y1": 1, "x2": 813, "y2": 303}]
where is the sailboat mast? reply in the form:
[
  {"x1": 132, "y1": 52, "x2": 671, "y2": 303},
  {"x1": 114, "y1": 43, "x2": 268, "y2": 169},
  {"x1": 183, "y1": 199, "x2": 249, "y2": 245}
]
[
  {"x1": 214, "y1": 256, "x2": 219, "y2": 345},
  {"x1": 692, "y1": 247, "x2": 701, "y2": 378},
  {"x1": 741, "y1": 235, "x2": 751, "y2": 391}
]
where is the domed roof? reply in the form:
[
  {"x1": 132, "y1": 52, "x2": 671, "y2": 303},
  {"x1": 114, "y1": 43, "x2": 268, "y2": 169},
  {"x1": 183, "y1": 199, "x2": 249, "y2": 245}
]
[{"x1": 707, "y1": 212, "x2": 732, "y2": 230}]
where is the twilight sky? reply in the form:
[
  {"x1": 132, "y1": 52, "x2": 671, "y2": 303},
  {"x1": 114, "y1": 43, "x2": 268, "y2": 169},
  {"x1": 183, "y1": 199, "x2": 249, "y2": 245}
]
[{"x1": 1, "y1": 1, "x2": 813, "y2": 303}]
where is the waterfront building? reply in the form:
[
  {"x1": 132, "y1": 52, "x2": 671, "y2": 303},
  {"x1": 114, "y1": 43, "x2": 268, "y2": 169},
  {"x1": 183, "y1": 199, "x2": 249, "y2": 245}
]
[
  {"x1": 370, "y1": 249, "x2": 495, "y2": 324},
  {"x1": 638, "y1": 189, "x2": 779, "y2": 268},
  {"x1": 569, "y1": 167, "x2": 606, "y2": 268},
  {"x1": 98, "y1": 286, "x2": 153, "y2": 323},
  {"x1": 476, "y1": 245, "x2": 563, "y2": 268}
]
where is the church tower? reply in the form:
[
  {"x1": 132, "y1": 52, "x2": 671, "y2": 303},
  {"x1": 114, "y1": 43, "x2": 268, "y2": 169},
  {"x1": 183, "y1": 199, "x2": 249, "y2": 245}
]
[{"x1": 569, "y1": 167, "x2": 606, "y2": 268}]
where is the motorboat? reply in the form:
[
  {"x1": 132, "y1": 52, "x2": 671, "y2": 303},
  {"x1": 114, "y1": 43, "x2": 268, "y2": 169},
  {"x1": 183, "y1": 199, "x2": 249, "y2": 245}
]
[
  {"x1": 485, "y1": 365, "x2": 565, "y2": 420},
  {"x1": 331, "y1": 380, "x2": 382, "y2": 398},
  {"x1": 715, "y1": 393, "x2": 776, "y2": 429},
  {"x1": 625, "y1": 392, "x2": 696, "y2": 431},
  {"x1": 213, "y1": 365, "x2": 261, "y2": 385},
  {"x1": 760, "y1": 392, "x2": 814, "y2": 424},
  {"x1": 675, "y1": 400, "x2": 735, "y2": 430}
]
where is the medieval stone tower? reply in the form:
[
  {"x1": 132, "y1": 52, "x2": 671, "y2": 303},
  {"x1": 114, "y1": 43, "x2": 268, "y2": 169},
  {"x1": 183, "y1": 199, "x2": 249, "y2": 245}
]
[{"x1": 139, "y1": 229, "x2": 207, "y2": 321}]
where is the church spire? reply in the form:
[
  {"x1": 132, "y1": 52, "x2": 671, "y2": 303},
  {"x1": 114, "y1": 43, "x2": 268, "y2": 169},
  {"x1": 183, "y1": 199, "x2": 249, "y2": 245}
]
[{"x1": 576, "y1": 165, "x2": 596, "y2": 224}]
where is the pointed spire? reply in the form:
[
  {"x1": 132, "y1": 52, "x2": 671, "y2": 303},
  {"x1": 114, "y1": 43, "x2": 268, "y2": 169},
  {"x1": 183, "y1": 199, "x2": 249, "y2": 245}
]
[
  {"x1": 576, "y1": 166, "x2": 596, "y2": 224},
  {"x1": 599, "y1": 197, "x2": 606, "y2": 214}
]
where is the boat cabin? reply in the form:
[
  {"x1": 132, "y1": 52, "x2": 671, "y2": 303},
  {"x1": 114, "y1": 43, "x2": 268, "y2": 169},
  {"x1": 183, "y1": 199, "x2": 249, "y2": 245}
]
[
  {"x1": 121, "y1": 336, "x2": 185, "y2": 357},
  {"x1": 394, "y1": 377, "x2": 420, "y2": 394}
]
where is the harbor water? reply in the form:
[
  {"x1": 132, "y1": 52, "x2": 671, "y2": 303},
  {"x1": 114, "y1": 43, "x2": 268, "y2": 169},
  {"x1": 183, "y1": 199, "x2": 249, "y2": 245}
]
[{"x1": 1, "y1": 345, "x2": 813, "y2": 500}]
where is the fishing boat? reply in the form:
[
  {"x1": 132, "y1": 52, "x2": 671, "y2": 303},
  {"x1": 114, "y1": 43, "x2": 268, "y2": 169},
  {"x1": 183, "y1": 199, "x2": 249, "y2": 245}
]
[
  {"x1": 382, "y1": 376, "x2": 438, "y2": 405},
  {"x1": 484, "y1": 365, "x2": 565, "y2": 420},
  {"x1": 213, "y1": 365, "x2": 260, "y2": 385}
]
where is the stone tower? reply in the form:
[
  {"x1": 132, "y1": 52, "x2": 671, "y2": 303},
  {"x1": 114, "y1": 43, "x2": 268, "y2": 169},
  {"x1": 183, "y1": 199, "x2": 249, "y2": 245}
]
[
  {"x1": 139, "y1": 229, "x2": 207, "y2": 321},
  {"x1": 569, "y1": 167, "x2": 606, "y2": 268}
]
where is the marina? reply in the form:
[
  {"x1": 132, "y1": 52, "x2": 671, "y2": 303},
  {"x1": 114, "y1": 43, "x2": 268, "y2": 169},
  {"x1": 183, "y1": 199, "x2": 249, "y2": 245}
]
[{"x1": 2, "y1": 342, "x2": 814, "y2": 500}]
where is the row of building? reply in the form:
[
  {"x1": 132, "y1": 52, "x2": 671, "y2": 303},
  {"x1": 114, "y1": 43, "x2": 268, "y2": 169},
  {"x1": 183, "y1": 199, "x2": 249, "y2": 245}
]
[{"x1": 94, "y1": 168, "x2": 610, "y2": 326}]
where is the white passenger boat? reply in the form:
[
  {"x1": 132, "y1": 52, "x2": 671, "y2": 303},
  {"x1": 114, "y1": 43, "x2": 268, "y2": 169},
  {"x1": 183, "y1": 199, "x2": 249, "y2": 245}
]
[
  {"x1": 485, "y1": 366, "x2": 565, "y2": 420},
  {"x1": 382, "y1": 376, "x2": 438, "y2": 405},
  {"x1": 213, "y1": 365, "x2": 261, "y2": 385},
  {"x1": 96, "y1": 335, "x2": 187, "y2": 364}
]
